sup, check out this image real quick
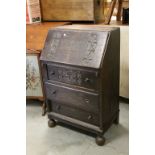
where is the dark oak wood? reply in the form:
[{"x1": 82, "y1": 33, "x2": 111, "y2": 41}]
[
  {"x1": 40, "y1": 25, "x2": 120, "y2": 145},
  {"x1": 96, "y1": 136, "x2": 105, "y2": 146},
  {"x1": 48, "y1": 119, "x2": 56, "y2": 127},
  {"x1": 45, "y1": 82, "x2": 99, "y2": 114},
  {"x1": 46, "y1": 63, "x2": 99, "y2": 90},
  {"x1": 113, "y1": 110, "x2": 120, "y2": 124},
  {"x1": 51, "y1": 102, "x2": 99, "y2": 126}
]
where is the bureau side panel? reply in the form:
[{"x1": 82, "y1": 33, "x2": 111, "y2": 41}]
[{"x1": 101, "y1": 29, "x2": 120, "y2": 123}]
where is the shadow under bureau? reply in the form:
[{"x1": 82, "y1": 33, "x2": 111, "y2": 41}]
[{"x1": 40, "y1": 25, "x2": 120, "y2": 146}]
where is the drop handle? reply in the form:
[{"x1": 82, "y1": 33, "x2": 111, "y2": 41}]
[
  {"x1": 85, "y1": 78, "x2": 90, "y2": 83},
  {"x1": 52, "y1": 90, "x2": 56, "y2": 95},
  {"x1": 85, "y1": 99, "x2": 90, "y2": 104},
  {"x1": 88, "y1": 115, "x2": 93, "y2": 120},
  {"x1": 50, "y1": 71, "x2": 55, "y2": 75}
]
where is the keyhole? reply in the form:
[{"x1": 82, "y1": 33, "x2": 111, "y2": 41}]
[
  {"x1": 51, "y1": 71, "x2": 55, "y2": 75},
  {"x1": 52, "y1": 90, "x2": 56, "y2": 95}
]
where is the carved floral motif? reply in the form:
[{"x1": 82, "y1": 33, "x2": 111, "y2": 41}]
[
  {"x1": 47, "y1": 32, "x2": 62, "y2": 57},
  {"x1": 83, "y1": 33, "x2": 98, "y2": 63},
  {"x1": 51, "y1": 69, "x2": 82, "y2": 85}
]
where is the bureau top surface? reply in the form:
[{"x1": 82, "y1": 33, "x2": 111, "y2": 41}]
[{"x1": 40, "y1": 25, "x2": 118, "y2": 69}]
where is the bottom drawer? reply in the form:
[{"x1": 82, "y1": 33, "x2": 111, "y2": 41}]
[{"x1": 51, "y1": 102, "x2": 99, "y2": 126}]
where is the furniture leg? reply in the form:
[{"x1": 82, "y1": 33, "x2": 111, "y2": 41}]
[
  {"x1": 42, "y1": 101, "x2": 46, "y2": 116},
  {"x1": 95, "y1": 135, "x2": 106, "y2": 146},
  {"x1": 48, "y1": 119, "x2": 56, "y2": 128}
]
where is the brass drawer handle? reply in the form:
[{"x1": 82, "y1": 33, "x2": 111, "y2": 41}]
[
  {"x1": 52, "y1": 90, "x2": 56, "y2": 95},
  {"x1": 50, "y1": 71, "x2": 55, "y2": 75},
  {"x1": 88, "y1": 115, "x2": 93, "y2": 120},
  {"x1": 85, "y1": 78, "x2": 90, "y2": 83},
  {"x1": 85, "y1": 99, "x2": 90, "y2": 103}
]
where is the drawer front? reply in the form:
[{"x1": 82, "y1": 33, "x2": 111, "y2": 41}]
[
  {"x1": 51, "y1": 102, "x2": 99, "y2": 126},
  {"x1": 46, "y1": 64, "x2": 99, "y2": 90},
  {"x1": 45, "y1": 83, "x2": 99, "y2": 114}
]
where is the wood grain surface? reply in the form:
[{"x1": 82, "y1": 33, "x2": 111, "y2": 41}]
[
  {"x1": 40, "y1": 0, "x2": 104, "y2": 23},
  {"x1": 41, "y1": 26, "x2": 120, "y2": 144},
  {"x1": 26, "y1": 22, "x2": 71, "y2": 51}
]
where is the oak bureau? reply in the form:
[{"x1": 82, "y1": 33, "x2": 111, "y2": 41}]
[{"x1": 40, "y1": 25, "x2": 120, "y2": 145}]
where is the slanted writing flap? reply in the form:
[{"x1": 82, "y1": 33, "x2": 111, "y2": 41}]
[{"x1": 40, "y1": 28, "x2": 111, "y2": 69}]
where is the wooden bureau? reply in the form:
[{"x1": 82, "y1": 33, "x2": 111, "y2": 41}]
[{"x1": 40, "y1": 25, "x2": 120, "y2": 145}]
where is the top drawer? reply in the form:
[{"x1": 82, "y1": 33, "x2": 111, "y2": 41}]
[{"x1": 43, "y1": 63, "x2": 99, "y2": 90}]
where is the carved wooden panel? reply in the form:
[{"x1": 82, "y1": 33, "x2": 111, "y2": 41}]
[
  {"x1": 83, "y1": 33, "x2": 98, "y2": 63},
  {"x1": 46, "y1": 64, "x2": 99, "y2": 90},
  {"x1": 41, "y1": 29, "x2": 110, "y2": 69}
]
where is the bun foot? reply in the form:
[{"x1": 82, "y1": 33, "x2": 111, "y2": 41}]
[
  {"x1": 95, "y1": 136, "x2": 105, "y2": 146},
  {"x1": 48, "y1": 119, "x2": 56, "y2": 128}
]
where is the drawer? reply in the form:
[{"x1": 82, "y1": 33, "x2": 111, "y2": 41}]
[
  {"x1": 45, "y1": 82, "x2": 99, "y2": 114},
  {"x1": 46, "y1": 64, "x2": 99, "y2": 90},
  {"x1": 51, "y1": 102, "x2": 99, "y2": 126}
]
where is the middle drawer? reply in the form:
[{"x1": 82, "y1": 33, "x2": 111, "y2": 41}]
[{"x1": 45, "y1": 82, "x2": 99, "y2": 114}]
